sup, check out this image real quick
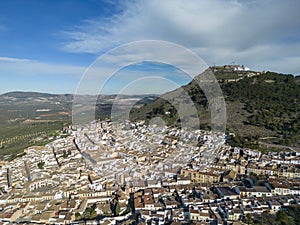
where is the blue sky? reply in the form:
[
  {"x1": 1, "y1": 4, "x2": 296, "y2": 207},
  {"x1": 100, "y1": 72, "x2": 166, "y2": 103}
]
[{"x1": 0, "y1": 0, "x2": 299, "y2": 94}]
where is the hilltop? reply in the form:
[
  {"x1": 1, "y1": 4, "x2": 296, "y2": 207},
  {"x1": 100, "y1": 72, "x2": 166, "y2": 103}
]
[{"x1": 130, "y1": 65, "x2": 300, "y2": 149}]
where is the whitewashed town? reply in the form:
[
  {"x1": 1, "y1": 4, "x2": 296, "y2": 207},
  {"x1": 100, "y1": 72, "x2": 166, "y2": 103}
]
[{"x1": 0, "y1": 120, "x2": 299, "y2": 225}]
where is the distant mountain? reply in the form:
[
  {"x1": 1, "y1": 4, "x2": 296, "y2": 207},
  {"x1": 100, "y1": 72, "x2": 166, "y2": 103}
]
[
  {"x1": 0, "y1": 91, "x2": 75, "y2": 102},
  {"x1": 130, "y1": 65, "x2": 300, "y2": 149},
  {"x1": 0, "y1": 91, "x2": 156, "y2": 120},
  {"x1": 0, "y1": 91, "x2": 156, "y2": 160},
  {"x1": 2, "y1": 91, "x2": 69, "y2": 98}
]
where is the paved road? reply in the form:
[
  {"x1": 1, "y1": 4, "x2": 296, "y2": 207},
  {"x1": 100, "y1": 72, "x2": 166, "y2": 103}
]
[
  {"x1": 259, "y1": 141, "x2": 300, "y2": 153},
  {"x1": 24, "y1": 161, "x2": 32, "y2": 182}
]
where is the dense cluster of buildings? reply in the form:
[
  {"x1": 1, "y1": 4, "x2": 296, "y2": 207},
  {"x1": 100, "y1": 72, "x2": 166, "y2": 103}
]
[
  {"x1": 211, "y1": 65, "x2": 261, "y2": 83},
  {"x1": 0, "y1": 120, "x2": 299, "y2": 224}
]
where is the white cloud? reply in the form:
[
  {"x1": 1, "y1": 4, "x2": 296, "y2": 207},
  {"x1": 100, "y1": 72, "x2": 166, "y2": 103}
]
[
  {"x1": 0, "y1": 57, "x2": 31, "y2": 62},
  {"x1": 0, "y1": 56, "x2": 85, "y2": 78},
  {"x1": 61, "y1": 0, "x2": 300, "y2": 74}
]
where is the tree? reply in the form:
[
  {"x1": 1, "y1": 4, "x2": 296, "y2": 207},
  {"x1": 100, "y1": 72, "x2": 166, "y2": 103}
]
[
  {"x1": 62, "y1": 150, "x2": 68, "y2": 158},
  {"x1": 245, "y1": 214, "x2": 253, "y2": 225},
  {"x1": 37, "y1": 161, "x2": 45, "y2": 169},
  {"x1": 276, "y1": 210, "x2": 294, "y2": 225},
  {"x1": 115, "y1": 202, "x2": 120, "y2": 215},
  {"x1": 75, "y1": 212, "x2": 81, "y2": 220}
]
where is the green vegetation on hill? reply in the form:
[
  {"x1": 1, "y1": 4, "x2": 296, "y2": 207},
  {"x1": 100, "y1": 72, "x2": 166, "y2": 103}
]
[
  {"x1": 130, "y1": 67, "x2": 300, "y2": 149},
  {"x1": 223, "y1": 72, "x2": 299, "y2": 147},
  {"x1": 0, "y1": 122, "x2": 66, "y2": 161},
  {"x1": 0, "y1": 92, "x2": 72, "y2": 160},
  {"x1": 250, "y1": 205, "x2": 300, "y2": 225}
]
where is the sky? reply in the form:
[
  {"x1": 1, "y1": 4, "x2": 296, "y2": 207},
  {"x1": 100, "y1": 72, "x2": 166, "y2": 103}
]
[{"x1": 0, "y1": 0, "x2": 299, "y2": 94}]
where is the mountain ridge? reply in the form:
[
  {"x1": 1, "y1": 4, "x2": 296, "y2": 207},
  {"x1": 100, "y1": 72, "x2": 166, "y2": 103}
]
[{"x1": 130, "y1": 66, "x2": 300, "y2": 149}]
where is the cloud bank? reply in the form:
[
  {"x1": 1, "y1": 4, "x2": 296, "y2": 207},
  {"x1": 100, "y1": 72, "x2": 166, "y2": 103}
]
[{"x1": 62, "y1": 0, "x2": 300, "y2": 74}]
